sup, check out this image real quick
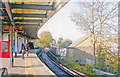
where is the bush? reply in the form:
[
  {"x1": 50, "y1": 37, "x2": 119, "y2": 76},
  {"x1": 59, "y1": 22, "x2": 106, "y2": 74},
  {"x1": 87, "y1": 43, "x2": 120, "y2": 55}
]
[{"x1": 61, "y1": 58, "x2": 96, "y2": 75}]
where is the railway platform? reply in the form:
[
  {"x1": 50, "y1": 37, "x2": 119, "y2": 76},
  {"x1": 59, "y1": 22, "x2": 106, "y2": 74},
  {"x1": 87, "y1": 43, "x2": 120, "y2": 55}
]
[{"x1": 0, "y1": 49, "x2": 55, "y2": 76}]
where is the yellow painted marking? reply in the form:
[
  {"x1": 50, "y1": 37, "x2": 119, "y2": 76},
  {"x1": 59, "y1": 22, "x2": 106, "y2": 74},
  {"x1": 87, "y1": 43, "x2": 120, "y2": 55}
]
[
  {"x1": 25, "y1": 54, "x2": 36, "y2": 77},
  {"x1": 25, "y1": 58, "x2": 28, "y2": 77}
]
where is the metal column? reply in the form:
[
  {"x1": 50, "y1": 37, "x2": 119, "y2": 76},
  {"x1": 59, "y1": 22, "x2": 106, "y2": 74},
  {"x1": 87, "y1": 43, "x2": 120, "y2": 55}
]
[
  {"x1": 10, "y1": 23, "x2": 13, "y2": 67},
  {"x1": 15, "y1": 32, "x2": 17, "y2": 57},
  {"x1": 0, "y1": 23, "x2": 2, "y2": 41}
]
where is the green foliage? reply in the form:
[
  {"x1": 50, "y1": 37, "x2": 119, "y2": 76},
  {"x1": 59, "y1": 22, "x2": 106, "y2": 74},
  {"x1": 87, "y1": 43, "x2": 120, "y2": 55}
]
[
  {"x1": 49, "y1": 51, "x2": 96, "y2": 75},
  {"x1": 95, "y1": 46, "x2": 118, "y2": 74},
  {"x1": 35, "y1": 39, "x2": 41, "y2": 47},
  {"x1": 61, "y1": 39, "x2": 72, "y2": 48},
  {"x1": 35, "y1": 31, "x2": 53, "y2": 48},
  {"x1": 57, "y1": 37, "x2": 63, "y2": 45},
  {"x1": 96, "y1": 47, "x2": 106, "y2": 70},
  {"x1": 62, "y1": 58, "x2": 96, "y2": 75},
  {"x1": 52, "y1": 39, "x2": 56, "y2": 43}
]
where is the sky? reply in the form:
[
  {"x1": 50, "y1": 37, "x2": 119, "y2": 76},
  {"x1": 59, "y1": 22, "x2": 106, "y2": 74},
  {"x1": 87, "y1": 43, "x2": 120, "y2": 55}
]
[
  {"x1": 38, "y1": 0, "x2": 118, "y2": 42},
  {"x1": 38, "y1": 0, "x2": 86, "y2": 42}
]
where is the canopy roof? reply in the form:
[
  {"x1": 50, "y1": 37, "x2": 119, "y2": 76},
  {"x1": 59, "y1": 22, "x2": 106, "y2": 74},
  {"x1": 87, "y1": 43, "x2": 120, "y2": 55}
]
[{"x1": 0, "y1": 0, "x2": 69, "y2": 39}]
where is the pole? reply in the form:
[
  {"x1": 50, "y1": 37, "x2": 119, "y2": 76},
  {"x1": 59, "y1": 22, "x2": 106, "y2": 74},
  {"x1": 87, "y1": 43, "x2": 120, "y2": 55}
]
[
  {"x1": 0, "y1": 23, "x2": 2, "y2": 41},
  {"x1": 10, "y1": 23, "x2": 13, "y2": 67},
  {"x1": 0, "y1": 20, "x2": 2, "y2": 67},
  {"x1": 15, "y1": 32, "x2": 17, "y2": 57},
  {"x1": 92, "y1": 2, "x2": 96, "y2": 67},
  {"x1": 118, "y1": 2, "x2": 120, "y2": 76}
]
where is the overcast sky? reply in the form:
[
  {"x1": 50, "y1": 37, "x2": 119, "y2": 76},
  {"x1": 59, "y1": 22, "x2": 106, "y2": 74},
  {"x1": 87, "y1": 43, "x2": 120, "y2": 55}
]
[
  {"x1": 38, "y1": 0, "x2": 85, "y2": 42},
  {"x1": 38, "y1": 0, "x2": 118, "y2": 42}
]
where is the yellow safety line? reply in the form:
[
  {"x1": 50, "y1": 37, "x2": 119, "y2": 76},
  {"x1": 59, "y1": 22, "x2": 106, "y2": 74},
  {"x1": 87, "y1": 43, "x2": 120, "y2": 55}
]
[
  {"x1": 25, "y1": 56, "x2": 29, "y2": 77},
  {"x1": 25, "y1": 54, "x2": 36, "y2": 77}
]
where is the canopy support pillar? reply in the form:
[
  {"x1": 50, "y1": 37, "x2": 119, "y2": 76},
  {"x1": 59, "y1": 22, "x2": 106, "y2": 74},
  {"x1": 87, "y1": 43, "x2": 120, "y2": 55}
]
[
  {"x1": 10, "y1": 23, "x2": 13, "y2": 67},
  {"x1": 15, "y1": 32, "x2": 17, "y2": 57}
]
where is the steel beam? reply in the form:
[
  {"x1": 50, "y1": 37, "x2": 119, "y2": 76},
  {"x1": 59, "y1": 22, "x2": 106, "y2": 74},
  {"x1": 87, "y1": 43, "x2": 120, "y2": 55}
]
[
  {"x1": 1, "y1": 19, "x2": 10, "y2": 22},
  {"x1": 0, "y1": 13, "x2": 8, "y2": 17},
  {"x1": 52, "y1": 0, "x2": 55, "y2": 10},
  {"x1": 11, "y1": 3, "x2": 54, "y2": 10},
  {"x1": 0, "y1": 23, "x2": 11, "y2": 26},
  {"x1": 14, "y1": 19, "x2": 43, "y2": 23},
  {"x1": 4, "y1": 2, "x2": 13, "y2": 21},
  {"x1": 13, "y1": 13, "x2": 47, "y2": 18},
  {"x1": 15, "y1": 23, "x2": 39, "y2": 26},
  {"x1": 0, "y1": 3, "x2": 5, "y2": 8},
  {"x1": 1, "y1": 19, "x2": 43, "y2": 23},
  {"x1": 0, "y1": 23, "x2": 39, "y2": 26}
]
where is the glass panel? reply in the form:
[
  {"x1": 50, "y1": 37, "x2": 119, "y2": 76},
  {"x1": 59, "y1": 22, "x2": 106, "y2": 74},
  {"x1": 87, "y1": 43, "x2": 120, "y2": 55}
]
[{"x1": 2, "y1": 42, "x2": 8, "y2": 52}]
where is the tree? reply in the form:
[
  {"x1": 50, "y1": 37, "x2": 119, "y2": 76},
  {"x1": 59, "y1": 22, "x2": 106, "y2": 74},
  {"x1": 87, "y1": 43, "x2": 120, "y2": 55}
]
[
  {"x1": 52, "y1": 39, "x2": 56, "y2": 43},
  {"x1": 57, "y1": 37, "x2": 63, "y2": 45},
  {"x1": 35, "y1": 31, "x2": 53, "y2": 48},
  {"x1": 71, "y1": 1, "x2": 118, "y2": 70},
  {"x1": 71, "y1": 2, "x2": 117, "y2": 35},
  {"x1": 61, "y1": 39, "x2": 72, "y2": 48},
  {"x1": 71, "y1": 2, "x2": 97, "y2": 66}
]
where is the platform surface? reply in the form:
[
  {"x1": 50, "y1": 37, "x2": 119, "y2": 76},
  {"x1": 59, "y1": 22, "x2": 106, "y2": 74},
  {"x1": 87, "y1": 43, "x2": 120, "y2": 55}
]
[{"x1": 0, "y1": 49, "x2": 55, "y2": 76}]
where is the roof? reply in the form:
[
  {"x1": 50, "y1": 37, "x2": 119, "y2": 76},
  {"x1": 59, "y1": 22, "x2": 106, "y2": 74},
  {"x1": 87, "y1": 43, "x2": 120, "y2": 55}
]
[
  {"x1": 69, "y1": 34, "x2": 92, "y2": 47},
  {"x1": 1, "y1": 0, "x2": 70, "y2": 39}
]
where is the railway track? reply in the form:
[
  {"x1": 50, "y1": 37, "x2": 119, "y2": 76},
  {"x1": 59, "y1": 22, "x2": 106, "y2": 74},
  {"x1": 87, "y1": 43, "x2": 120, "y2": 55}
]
[
  {"x1": 37, "y1": 50, "x2": 87, "y2": 77},
  {"x1": 47, "y1": 51, "x2": 88, "y2": 77}
]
